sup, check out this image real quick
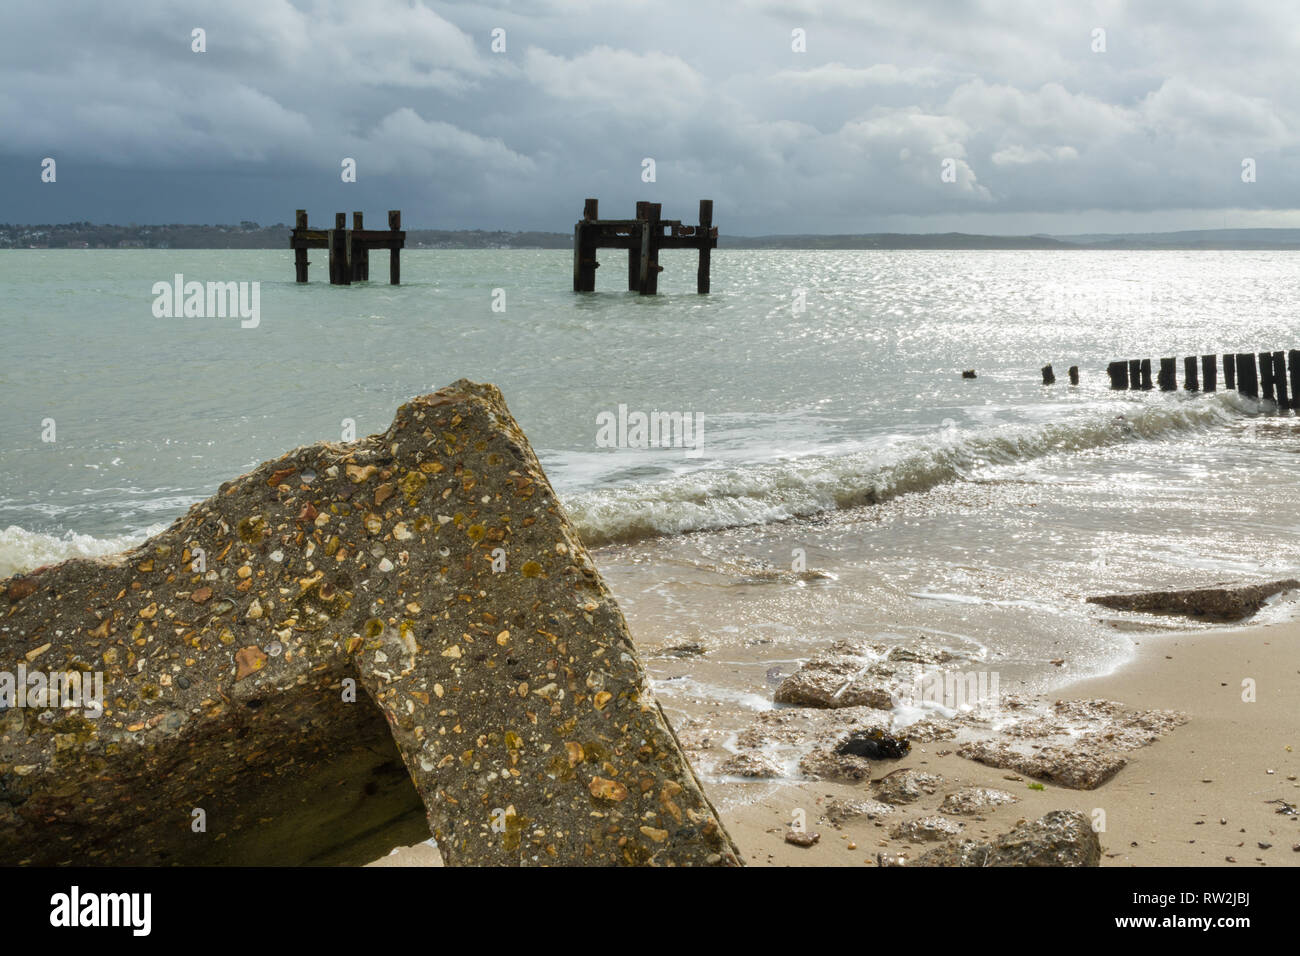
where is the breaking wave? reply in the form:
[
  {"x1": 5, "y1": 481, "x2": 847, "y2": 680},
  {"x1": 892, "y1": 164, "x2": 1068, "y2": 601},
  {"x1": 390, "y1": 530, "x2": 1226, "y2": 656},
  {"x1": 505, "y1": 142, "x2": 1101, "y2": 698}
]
[
  {"x1": 567, "y1": 394, "x2": 1253, "y2": 547},
  {"x1": 0, "y1": 525, "x2": 162, "y2": 580}
]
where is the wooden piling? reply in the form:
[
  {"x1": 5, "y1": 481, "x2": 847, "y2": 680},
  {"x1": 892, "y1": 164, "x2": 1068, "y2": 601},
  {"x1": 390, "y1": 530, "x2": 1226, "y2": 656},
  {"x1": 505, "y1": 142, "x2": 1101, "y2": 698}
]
[
  {"x1": 1041, "y1": 364, "x2": 1056, "y2": 385},
  {"x1": 1201, "y1": 354, "x2": 1217, "y2": 392},
  {"x1": 639, "y1": 203, "x2": 662, "y2": 295},
  {"x1": 1107, "y1": 361, "x2": 1128, "y2": 390},
  {"x1": 1140, "y1": 359, "x2": 1154, "y2": 390},
  {"x1": 291, "y1": 209, "x2": 403, "y2": 285},
  {"x1": 1273, "y1": 351, "x2": 1289, "y2": 409},
  {"x1": 1224, "y1": 353, "x2": 1236, "y2": 390},
  {"x1": 1290, "y1": 350, "x2": 1300, "y2": 411},
  {"x1": 294, "y1": 210, "x2": 309, "y2": 282},
  {"x1": 351, "y1": 212, "x2": 369, "y2": 281},
  {"x1": 697, "y1": 199, "x2": 713, "y2": 294},
  {"x1": 388, "y1": 210, "x2": 401, "y2": 285},
  {"x1": 629, "y1": 202, "x2": 648, "y2": 291},
  {"x1": 574, "y1": 198, "x2": 715, "y2": 295},
  {"x1": 1068, "y1": 365, "x2": 1079, "y2": 386},
  {"x1": 1236, "y1": 353, "x2": 1258, "y2": 398},
  {"x1": 1158, "y1": 357, "x2": 1176, "y2": 391},
  {"x1": 1183, "y1": 356, "x2": 1199, "y2": 391},
  {"x1": 573, "y1": 199, "x2": 598, "y2": 292},
  {"x1": 329, "y1": 212, "x2": 350, "y2": 286},
  {"x1": 1129, "y1": 359, "x2": 1142, "y2": 389},
  {"x1": 1259, "y1": 351, "x2": 1275, "y2": 402}
]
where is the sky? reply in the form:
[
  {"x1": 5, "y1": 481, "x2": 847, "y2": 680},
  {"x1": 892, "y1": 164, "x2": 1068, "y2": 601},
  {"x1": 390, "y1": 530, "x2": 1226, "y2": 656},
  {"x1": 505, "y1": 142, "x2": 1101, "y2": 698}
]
[{"x1": 3, "y1": 0, "x2": 1298, "y2": 235}]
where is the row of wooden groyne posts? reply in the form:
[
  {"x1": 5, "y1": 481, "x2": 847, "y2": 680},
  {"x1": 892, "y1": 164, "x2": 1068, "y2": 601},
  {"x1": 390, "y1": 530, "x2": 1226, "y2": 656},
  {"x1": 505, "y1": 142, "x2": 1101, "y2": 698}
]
[
  {"x1": 288, "y1": 199, "x2": 718, "y2": 293},
  {"x1": 1038, "y1": 351, "x2": 1300, "y2": 408}
]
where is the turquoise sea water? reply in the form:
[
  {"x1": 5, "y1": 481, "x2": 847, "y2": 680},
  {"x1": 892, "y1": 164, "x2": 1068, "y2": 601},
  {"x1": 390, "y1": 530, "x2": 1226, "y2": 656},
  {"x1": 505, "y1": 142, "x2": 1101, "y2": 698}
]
[{"x1": 3, "y1": 248, "x2": 1300, "y2": 768}]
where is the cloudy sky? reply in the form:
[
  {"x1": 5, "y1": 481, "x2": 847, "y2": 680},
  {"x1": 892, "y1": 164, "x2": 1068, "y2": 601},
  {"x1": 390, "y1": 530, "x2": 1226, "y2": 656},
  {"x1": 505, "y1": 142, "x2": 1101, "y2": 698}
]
[{"x1": 4, "y1": 0, "x2": 1297, "y2": 235}]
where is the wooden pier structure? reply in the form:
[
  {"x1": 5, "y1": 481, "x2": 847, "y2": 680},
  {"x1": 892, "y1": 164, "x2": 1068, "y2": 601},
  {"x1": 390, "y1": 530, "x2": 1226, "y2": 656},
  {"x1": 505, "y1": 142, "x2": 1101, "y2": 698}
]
[
  {"x1": 290, "y1": 210, "x2": 405, "y2": 284},
  {"x1": 1107, "y1": 350, "x2": 1300, "y2": 408},
  {"x1": 573, "y1": 198, "x2": 718, "y2": 294}
]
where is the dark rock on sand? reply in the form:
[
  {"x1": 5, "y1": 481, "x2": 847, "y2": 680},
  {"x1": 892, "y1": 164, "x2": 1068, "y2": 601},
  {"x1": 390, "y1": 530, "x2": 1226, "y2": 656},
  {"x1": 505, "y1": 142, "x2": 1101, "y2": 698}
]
[
  {"x1": 1087, "y1": 579, "x2": 1299, "y2": 621},
  {"x1": 915, "y1": 810, "x2": 1101, "y2": 866},
  {"x1": 0, "y1": 381, "x2": 740, "y2": 867},
  {"x1": 774, "y1": 657, "x2": 892, "y2": 710},
  {"x1": 836, "y1": 727, "x2": 910, "y2": 759}
]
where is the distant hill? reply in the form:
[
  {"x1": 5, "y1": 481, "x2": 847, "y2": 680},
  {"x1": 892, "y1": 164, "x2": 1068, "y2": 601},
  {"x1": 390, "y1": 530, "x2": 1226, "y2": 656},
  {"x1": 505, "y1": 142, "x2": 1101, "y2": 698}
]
[{"x1": 4, "y1": 223, "x2": 1300, "y2": 251}]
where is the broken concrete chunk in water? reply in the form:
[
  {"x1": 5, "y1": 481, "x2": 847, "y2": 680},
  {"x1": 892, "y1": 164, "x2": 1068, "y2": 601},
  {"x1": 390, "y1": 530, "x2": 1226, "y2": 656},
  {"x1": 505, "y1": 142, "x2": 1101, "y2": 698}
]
[
  {"x1": 955, "y1": 699, "x2": 1187, "y2": 790},
  {"x1": 1087, "y1": 579, "x2": 1299, "y2": 621},
  {"x1": 915, "y1": 810, "x2": 1101, "y2": 866},
  {"x1": 773, "y1": 656, "x2": 892, "y2": 710},
  {"x1": 957, "y1": 741, "x2": 1128, "y2": 790},
  {"x1": 717, "y1": 750, "x2": 783, "y2": 778},
  {"x1": 0, "y1": 380, "x2": 740, "y2": 867}
]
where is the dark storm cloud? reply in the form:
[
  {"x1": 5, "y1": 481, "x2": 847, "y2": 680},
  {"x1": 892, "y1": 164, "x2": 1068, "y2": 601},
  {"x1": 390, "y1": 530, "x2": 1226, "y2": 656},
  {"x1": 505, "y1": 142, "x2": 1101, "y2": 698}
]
[{"x1": 3, "y1": 0, "x2": 1296, "y2": 233}]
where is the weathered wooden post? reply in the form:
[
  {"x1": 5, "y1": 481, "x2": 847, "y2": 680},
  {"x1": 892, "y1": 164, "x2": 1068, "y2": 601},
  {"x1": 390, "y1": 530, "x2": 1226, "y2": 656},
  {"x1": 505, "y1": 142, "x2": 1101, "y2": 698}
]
[
  {"x1": 294, "y1": 210, "x2": 309, "y2": 283},
  {"x1": 351, "y1": 212, "x2": 369, "y2": 281},
  {"x1": 1140, "y1": 359, "x2": 1154, "y2": 390},
  {"x1": 1129, "y1": 359, "x2": 1142, "y2": 389},
  {"x1": 1158, "y1": 357, "x2": 1176, "y2": 391},
  {"x1": 1236, "y1": 353, "x2": 1258, "y2": 398},
  {"x1": 1259, "y1": 351, "x2": 1275, "y2": 402},
  {"x1": 1042, "y1": 364, "x2": 1056, "y2": 385},
  {"x1": 329, "y1": 212, "x2": 350, "y2": 285},
  {"x1": 1202, "y1": 354, "x2": 1217, "y2": 392},
  {"x1": 387, "y1": 210, "x2": 401, "y2": 285},
  {"x1": 639, "y1": 202, "x2": 662, "y2": 295},
  {"x1": 1290, "y1": 350, "x2": 1300, "y2": 410},
  {"x1": 1224, "y1": 353, "x2": 1236, "y2": 390},
  {"x1": 1272, "y1": 351, "x2": 1289, "y2": 409},
  {"x1": 1068, "y1": 365, "x2": 1079, "y2": 385},
  {"x1": 1183, "y1": 356, "x2": 1199, "y2": 391},
  {"x1": 573, "y1": 199, "x2": 598, "y2": 292},
  {"x1": 1107, "y1": 361, "x2": 1129, "y2": 389},
  {"x1": 697, "y1": 199, "x2": 714, "y2": 294},
  {"x1": 629, "y1": 201, "x2": 647, "y2": 291}
]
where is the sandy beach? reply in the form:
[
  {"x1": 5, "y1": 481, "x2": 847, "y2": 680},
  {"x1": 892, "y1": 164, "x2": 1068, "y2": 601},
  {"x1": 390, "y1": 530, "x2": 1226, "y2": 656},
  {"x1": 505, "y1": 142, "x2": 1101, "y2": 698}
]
[{"x1": 721, "y1": 619, "x2": 1300, "y2": 867}]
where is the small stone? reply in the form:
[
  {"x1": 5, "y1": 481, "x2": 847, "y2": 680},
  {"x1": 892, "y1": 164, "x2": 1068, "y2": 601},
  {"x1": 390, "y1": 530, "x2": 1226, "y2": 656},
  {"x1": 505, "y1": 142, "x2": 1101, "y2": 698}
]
[
  {"x1": 785, "y1": 830, "x2": 820, "y2": 847},
  {"x1": 588, "y1": 777, "x2": 628, "y2": 802}
]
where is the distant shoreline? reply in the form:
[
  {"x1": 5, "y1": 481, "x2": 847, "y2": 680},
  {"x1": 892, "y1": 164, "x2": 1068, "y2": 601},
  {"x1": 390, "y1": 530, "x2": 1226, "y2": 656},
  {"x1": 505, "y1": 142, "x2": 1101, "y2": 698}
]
[{"x1": 6, "y1": 225, "x2": 1300, "y2": 252}]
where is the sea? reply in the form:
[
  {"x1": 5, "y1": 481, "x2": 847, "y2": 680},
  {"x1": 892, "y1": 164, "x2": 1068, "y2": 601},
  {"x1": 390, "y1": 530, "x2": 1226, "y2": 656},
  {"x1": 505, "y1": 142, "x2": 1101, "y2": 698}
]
[{"x1": 3, "y1": 247, "x2": 1300, "y2": 785}]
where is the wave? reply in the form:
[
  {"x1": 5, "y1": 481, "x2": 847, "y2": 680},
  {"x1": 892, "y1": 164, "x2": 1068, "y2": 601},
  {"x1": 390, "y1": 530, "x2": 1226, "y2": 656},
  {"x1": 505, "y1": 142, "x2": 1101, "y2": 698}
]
[
  {"x1": 0, "y1": 394, "x2": 1254, "y2": 574},
  {"x1": 0, "y1": 525, "x2": 162, "y2": 580},
  {"x1": 566, "y1": 394, "x2": 1252, "y2": 547}
]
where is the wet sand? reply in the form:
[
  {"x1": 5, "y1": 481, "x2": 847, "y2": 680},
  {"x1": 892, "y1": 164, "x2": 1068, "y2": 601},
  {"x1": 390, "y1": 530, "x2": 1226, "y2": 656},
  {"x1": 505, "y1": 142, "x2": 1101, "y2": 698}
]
[{"x1": 724, "y1": 619, "x2": 1300, "y2": 866}]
